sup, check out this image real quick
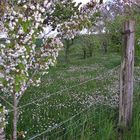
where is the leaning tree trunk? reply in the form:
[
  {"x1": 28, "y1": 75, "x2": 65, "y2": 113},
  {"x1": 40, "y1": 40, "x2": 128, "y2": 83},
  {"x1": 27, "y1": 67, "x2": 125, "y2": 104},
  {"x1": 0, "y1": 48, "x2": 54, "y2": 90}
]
[
  {"x1": 0, "y1": 0, "x2": 6, "y2": 18},
  {"x1": 65, "y1": 45, "x2": 70, "y2": 63},
  {"x1": 13, "y1": 94, "x2": 18, "y2": 140},
  {"x1": 83, "y1": 49, "x2": 86, "y2": 59},
  {"x1": 0, "y1": 107, "x2": 5, "y2": 140},
  {"x1": 0, "y1": 128, "x2": 5, "y2": 140}
]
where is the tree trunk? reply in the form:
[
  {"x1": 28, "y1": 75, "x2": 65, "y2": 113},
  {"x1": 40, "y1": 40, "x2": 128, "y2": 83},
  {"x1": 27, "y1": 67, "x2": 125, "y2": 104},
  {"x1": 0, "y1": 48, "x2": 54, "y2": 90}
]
[
  {"x1": 65, "y1": 40, "x2": 71, "y2": 63},
  {"x1": 0, "y1": 128, "x2": 5, "y2": 140},
  {"x1": 99, "y1": 0, "x2": 103, "y2": 4},
  {"x1": 102, "y1": 42, "x2": 107, "y2": 54},
  {"x1": 0, "y1": 106, "x2": 5, "y2": 140},
  {"x1": 83, "y1": 49, "x2": 86, "y2": 59},
  {"x1": 119, "y1": 20, "x2": 135, "y2": 134},
  {"x1": 89, "y1": 50, "x2": 92, "y2": 57},
  {"x1": 13, "y1": 94, "x2": 18, "y2": 140},
  {"x1": 65, "y1": 45, "x2": 70, "y2": 63},
  {"x1": 0, "y1": 0, "x2": 7, "y2": 19}
]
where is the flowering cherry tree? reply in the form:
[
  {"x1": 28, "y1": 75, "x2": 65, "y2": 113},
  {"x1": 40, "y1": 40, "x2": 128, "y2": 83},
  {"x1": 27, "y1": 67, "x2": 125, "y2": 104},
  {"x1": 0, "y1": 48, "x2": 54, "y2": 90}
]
[
  {"x1": 0, "y1": 0, "x2": 92, "y2": 139},
  {"x1": 0, "y1": 0, "x2": 63, "y2": 139},
  {"x1": 50, "y1": 0, "x2": 91, "y2": 62}
]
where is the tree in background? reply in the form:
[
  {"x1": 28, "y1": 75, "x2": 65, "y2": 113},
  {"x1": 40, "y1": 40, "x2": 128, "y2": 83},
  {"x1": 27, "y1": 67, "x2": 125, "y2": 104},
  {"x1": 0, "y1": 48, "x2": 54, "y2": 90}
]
[
  {"x1": 79, "y1": 35, "x2": 95, "y2": 59},
  {"x1": 133, "y1": 3, "x2": 140, "y2": 65},
  {"x1": 40, "y1": 0, "x2": 91, "y2": 63},
  {"x1": 105, "y1": 16, "x2": 123, "y2": 53},
  {"x1": 60, "y1": 0, "x2": 102, "y2": 61},
  {"x1": 83, "y1": 0, "x2": 124, "y2": 53},
  {"x1": 51, "y1": 0, "x2": 82, "y2": 63}
]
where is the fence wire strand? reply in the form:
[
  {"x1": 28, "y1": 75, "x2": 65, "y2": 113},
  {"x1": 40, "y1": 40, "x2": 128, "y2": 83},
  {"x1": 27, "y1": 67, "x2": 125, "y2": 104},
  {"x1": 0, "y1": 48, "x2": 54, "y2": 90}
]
[
  {"x1": 28, "y1": 80, "x2": 140, "y2": 139},
  {"x1": 29, "y1": 102, "x2": 117, "y2": 140},
  {"x1": 1, "y1": 63, "x2": 139, "y2": 139},
  {"x1": 8, "y1": 65, "x2": 119, "y2": 113}
]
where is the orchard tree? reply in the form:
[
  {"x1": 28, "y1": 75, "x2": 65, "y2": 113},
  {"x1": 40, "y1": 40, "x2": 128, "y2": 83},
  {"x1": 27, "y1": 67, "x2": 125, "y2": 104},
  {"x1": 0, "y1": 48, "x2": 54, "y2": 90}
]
[
  {"x1": 0, "y1": 0, "x2": 92, "y2": 139},
  {"x1": 77, "y1": 35, "x2": 95, "y2": 59},
  {"x1": 46, "y1": 0, "x2": 81, "y2": 62},
  {"x1": 45, "y1": 0, "x2": 91, "y2": 62},
  {"x1": 0, "y1": 1, "x2": 63, "y2": 139},
  {"x1": 0, "y1": 1, "x2": 7, "y2": 139},
  {"x1": 79, "y1": 0, "x2": 108, "y2": 54},
  {"x1": 81, "y1": 0, "x2": 125, "y2": 53},
  {"x1": 105, "y1": 15, "x2": 123, "y2": 52}
]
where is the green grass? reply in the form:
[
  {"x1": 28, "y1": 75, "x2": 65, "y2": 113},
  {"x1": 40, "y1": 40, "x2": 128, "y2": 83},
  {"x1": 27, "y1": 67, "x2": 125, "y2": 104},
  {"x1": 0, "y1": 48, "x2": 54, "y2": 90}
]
[{"x1": 4, "y1": 49, "x2": 140, "y2": 140}]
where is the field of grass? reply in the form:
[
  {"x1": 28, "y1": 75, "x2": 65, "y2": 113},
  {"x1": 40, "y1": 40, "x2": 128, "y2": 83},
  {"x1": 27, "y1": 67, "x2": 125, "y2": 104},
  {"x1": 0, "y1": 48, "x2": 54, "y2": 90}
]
[{"x1": 4, "y1": 48, "x2": 140, "y2": 140}]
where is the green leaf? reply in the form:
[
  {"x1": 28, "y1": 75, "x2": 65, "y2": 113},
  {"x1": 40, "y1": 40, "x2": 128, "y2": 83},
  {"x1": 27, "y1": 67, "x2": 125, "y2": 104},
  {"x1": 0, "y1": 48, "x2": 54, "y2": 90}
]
[
  {"x1": 0, "y1": 77, "x2": 4, "y2": 83},
  {"x1": 15, "y1": 84, "x2": 20, "y2": 92},
  {"x1": 18, "y1": 63, "x2": 25, "y2": 69}
]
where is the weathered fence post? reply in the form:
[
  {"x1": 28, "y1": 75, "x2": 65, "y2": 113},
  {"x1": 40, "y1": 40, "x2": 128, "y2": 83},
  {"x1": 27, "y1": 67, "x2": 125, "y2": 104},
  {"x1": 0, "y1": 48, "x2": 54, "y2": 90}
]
[{"x1": 119, "y1": 20, "x2": 135, "y2": 134}]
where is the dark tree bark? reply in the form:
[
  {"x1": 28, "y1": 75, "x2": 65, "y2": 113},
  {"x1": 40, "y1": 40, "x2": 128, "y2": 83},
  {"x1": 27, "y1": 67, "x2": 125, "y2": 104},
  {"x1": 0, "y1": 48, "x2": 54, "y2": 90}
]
[
  {"x1": 83, "y1": 49, "x2": 86, "y2": 59},
  {"x1": 65, "y1": 39, "x2": 73, "y2": 63},
  {"x1": 99, "y1": 0, "x2": 103, "y2": 4},
  {"x1": 0, "y1": 128, "x2": 5, "y2": 140},
  {"x1": 0, "y1": 0, "x2": 7, "y2": 18}
]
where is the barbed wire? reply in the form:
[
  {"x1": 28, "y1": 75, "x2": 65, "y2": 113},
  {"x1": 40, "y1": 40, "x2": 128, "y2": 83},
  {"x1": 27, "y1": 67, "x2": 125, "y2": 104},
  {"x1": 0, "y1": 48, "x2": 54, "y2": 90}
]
[
  {"x1": 45, "y1": 105, "x2": 118, "y2": 138},
  {"x1": 0, "y1": 64, "x2": 107, "y2": 111},
  {"x1": 19, "y1": 77, "x2": 140, "y2": 112}
]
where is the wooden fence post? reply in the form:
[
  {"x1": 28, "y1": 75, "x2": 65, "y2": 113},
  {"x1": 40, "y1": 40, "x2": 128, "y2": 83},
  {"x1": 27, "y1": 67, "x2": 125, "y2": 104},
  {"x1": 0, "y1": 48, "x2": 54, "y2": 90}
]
[{"x1": 119, "y1": 20, "x2": 135, "y2": 133}]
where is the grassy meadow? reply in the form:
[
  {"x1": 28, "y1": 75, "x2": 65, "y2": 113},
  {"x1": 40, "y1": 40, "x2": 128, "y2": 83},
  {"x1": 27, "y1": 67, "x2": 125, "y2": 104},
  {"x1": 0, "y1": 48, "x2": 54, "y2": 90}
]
[{"x1": 3, "y1": 42, "x2": 140, "y2": 140}]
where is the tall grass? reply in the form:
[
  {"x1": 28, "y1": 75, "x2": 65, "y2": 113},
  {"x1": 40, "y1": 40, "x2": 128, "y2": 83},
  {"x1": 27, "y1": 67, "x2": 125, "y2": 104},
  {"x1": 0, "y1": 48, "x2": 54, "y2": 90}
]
[{"x1": 4, "y1": 49, "x2": 140, "y2": 139}]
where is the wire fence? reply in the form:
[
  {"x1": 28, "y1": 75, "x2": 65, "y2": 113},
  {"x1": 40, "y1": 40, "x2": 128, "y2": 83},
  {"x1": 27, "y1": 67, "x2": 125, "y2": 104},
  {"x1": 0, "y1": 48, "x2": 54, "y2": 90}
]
[
  {"x1": 1, "y1": 64, "x2": 140, "y2": 140},
  {"x1": 30, "y1": 71, "x2": 139, "y2": 139},
  {"x1": 5, "y1": 65, "x2": 139, "y2": 113},
  {"x1": 27, "y1": 66, "x2": 139, "y2": 140},
  {"x1": 29, "y1": 106, "x2": 118, "y2": 140},
  {"x1": 7, "y1": 65, "x2": 119, "y2": 113},
  {"x1": 28, "y1": 85, "x2": 140, "y2": 140},
  {"x1": 29, "y1": 101, "x2": 117, "y2": 140}
]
